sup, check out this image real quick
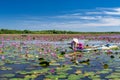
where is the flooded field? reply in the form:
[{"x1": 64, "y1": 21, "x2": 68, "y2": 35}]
[{"x1": 0, "y1": 34, "x2": 120, "y2": 80}]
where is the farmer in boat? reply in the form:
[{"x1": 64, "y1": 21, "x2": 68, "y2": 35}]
[{"x1": 71, "y1": 38, "x2": 83, "y2": 51}]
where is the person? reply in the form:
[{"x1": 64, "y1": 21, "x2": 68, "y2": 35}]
[
  {"x1": 71, "y1": 38, "x2": 83, "y2": 51},
  {"x1": 70, "y1": 38, "x2": 84, "y2": 65},
  {"x1": 71, "y1": 38, "x2": 79, "y2": 50}
]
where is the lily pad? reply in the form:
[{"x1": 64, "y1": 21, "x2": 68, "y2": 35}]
[
  {"x1": 75, "y1": 70, "x2": 82, "y2": 74},
  {"x1": 84, "y1": 72, "x2": 95, "y2": 77},
  {"x1": 106, "y1": 74, "x2": 120, "y2": 79},
  {"x1": 16, "y1": 71, "x2": 29, "y2": 75},
  {"x1": 89, "y1": 74, "x2": 101, "y2": 80},
  {"x1": 0, "y1": 78, "x2": 8, "y2": 80},
  {"x1": 24, "y1": 74, "x2": 38, "y2": 79},
  {"x1": 0, "y1": 74, "x2": 15, "y2": 78},
  {"x1": 71, "y1": 65, "x2": 83, "y2": 68},
  {"x1": 0, "y1": 61, "x2": 5, "y2": 66},
  {"x1": 97, "y1": 69, "x2": 112, "y2": 74},
  {"x1": 0, "y1": 66, "x2": 12, "y2": 70},
  {"x1": 68, "y1": 74, "x2": 84, "y2": 80},
  {"x1": 49, "y1": 63, "x2": 60, "y2": 66},
  {"x1": 10, "y1": 78, "x2": 28, "y2": 80},
  {"x1": 56, "y1": 66, "x2": 72, "y2": 72}
]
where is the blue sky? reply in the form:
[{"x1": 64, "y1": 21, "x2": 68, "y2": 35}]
[{"x1": 0, "y1": 0, "x2": 120, "y2": 32}]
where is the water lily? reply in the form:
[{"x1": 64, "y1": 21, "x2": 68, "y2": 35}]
[
  {"x1": 1, "y1": 55, "x2": 5, "y2": 60},
  {"x1": 64, "y1": 54, "x2": 71, "y2": 59},
  {"x1": 50, "y1": 68, "x2": 55, "y2": 74},
  {"x1": 51, "y1": 53, "x2": 57, "y2": 58}
]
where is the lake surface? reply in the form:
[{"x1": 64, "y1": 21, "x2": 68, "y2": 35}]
[{"x1": 0, "y1": 39, "x2": 120, "y2": 80}]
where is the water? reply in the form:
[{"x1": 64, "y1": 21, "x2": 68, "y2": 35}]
[{"x1": 0, "y1": 39, "x2": 120, "y2": 80}]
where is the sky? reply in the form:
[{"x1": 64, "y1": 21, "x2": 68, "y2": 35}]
[{"x1": 0, "y1": 0, "x2": 120, "y2": 32}]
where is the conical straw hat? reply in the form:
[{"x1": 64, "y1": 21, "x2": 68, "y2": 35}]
[{"x1": 73, "y1": 38, "x2": 79, "y2": 43}]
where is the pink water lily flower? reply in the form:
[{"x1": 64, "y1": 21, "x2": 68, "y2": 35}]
[
  {"x1": 1, "y1": 55, "x2": 5, "y2": 60},
  {"x1": 51, "y1": 53, "x2": 57, "y2": 57},
  {"x1": 0, "y1": 45, "x2": 3, "y2": 48},
  {"x1": 64, "y1": 54, "x2": 71, "y2": 59},
  {"x1": 39, "y1": 52, "x2": 42, "y2": 54},
  {"x1": 50, "y1": 68, "x2": 55, "y2": 73}
]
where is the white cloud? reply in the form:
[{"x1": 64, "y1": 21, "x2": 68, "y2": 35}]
[
  {"x1": 114, "y1": 8, "x2": 120, "y2": 12},
  {"x1": 104, "y1": 8, "x2": 120, "y2": 15},
  {"x1": 104, "y1": 11, "x2": 120, "y2": 15},
  {"x1": 1, "y1": 7, "x2": 120, "y2": 31},
  {"x1": 86, "y1": 12, "x2": 103, "y2": 14},
  {"x1": 53, "y1": 14, "x2": 101, "y2": 20},
  {"x1": 21, "y1": 17, "x2": 120, "y2": 28},
  {"x1": 86, "y1": 7, "x2": 120, "y2": 15}
]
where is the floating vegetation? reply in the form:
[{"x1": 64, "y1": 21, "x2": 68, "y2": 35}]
[
  {"x1": 46, "y1": 73, "x2": 67, "y2": 80},
  {"x1": 105, "y1": 72, "x2": 120, "y2": 79},
  {"x1": 10, "y1": 78, "x2": 28, "y2": 80},
  {"x1": 0, "y1": 34, "x2": 120, "y2": 80},
  {"x1": 0, "y1": 61, "x2": 5, "y2": 66},
  {"x1": 56, "y1": 65, "x2": 72, "y2": 72},
  {"x1": 71, "y1": 65, "x2": 83, "y2": 68},
  {"x1": 0, "y1": 74, "x2": 15, "y2": 78},
  {"x1": 84, "y1": 72, "x2": 95, "y2": 77},
  {"x1": 97, "y1": 69, "x2": 112, "y2": 74},
  {"x1": 90, "y1": 75, "x2": 101, "y2": 80},
  {"x1": 24, "y1": 74, "x2": 38, "y2": 79},
  {"x1": 49, "y1": 63, "x2": 60, "y2": 66},
  {"x1": 16, "y1": 71, "x2": 30, "y2": 75},
  {"x1": 16, "y1": 68, "x2": 50, "y2": 75},
  {"x1": 68, "y1": 74, "x2": 84, "y2": 80},
  {"x1": 75, "y1": 70, "x2": 82, "y2": 74},
  {"x1": 0, "y1": 78, "x2": 8, "y2": 80},
  {"x1": 0, "y1": 66, "x2": 12, "y2": 70}
]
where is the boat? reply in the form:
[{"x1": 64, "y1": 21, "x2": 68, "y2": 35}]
[{"x1": 69, "y1": 42, "x2": 119, "y2": 52}]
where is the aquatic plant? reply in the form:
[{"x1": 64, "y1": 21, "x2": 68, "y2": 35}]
[{"x1": 0, "y1": 74, "x2": 15, "y2": 77}]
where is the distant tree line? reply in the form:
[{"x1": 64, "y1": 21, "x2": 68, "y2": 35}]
[{"x1": 0, "y1": 29, "x2": 120, "y2": 34}]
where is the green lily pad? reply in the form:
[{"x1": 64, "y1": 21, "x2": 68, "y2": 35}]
[
  {"x1": 68, "y1": 74, "x2": 84, "y2": 80},
  {"x1": 84, "y1": 72, "x2": 95, "y2": 77},
  {"x1": 30, "y1": 68, "x2": 50, "y2": 74},
  {"x1": 17, "y1": 68, "x2": 50, "y2": 75},
  {"x1": 57, "y1": 72, "x2": 68, "y2": 75},
  {"x1": 56, "y1": 66, "x2": 72, "y2": 72},
  {"x1": 89, "y1": 74, "x2": 101, "y2": 80},
  {"x1": 0, "y1": 74, "x2": 15, "y2": 77},
  {"x1": 10, "y1": 78, "x2": 29, "y2": 80},
  {"x1": 0, "y1": 61, "x2": 5, "y2": 66},
  {"x1": 0, "y1": 78, "x2": 8, "y2": 80},
  {"x1": 116, "y1": 67, "x2": 120, "y2": 69},
  {"x1": 71, "y1": 65, "x2": 83, "y2": 68},
  {"x1": 50, "y1": 63, "x2": 60, "y2": 66},
  {"x1": 24, "y1": 74, "x2": 38, "y2": 79},
  {"x1": 0, "y1": 66, "x2": 12, "y2": 70},
  {"x1": 115, "y1": 69, "x2": 120, "y2": 72},
  {"x1": 46, "y1": 72, "x2": 68, "y2": 80},
  {"x1": 16, "y1": 71, "x2": 30, "y2": 75},
  {"x1": 106, "y1": 74, "x2": 120, "y2": 79},
  {"x1": 97, "y1": 69, "x2": 112, "y2": 74},
  {"x1": 46, "y1": 74, "x2": 67, "y2": 79}
]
